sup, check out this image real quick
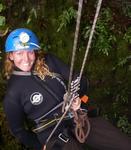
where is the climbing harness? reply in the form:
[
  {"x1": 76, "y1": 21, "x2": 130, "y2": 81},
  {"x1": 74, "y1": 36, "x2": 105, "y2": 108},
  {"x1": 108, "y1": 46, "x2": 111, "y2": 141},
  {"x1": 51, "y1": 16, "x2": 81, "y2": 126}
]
[
  {"x1": 32, "y1": 114, "x2": 72, "y2": 133},
  {"x1": 44, "y1": 0, "x2": 103, "y2": 148}
]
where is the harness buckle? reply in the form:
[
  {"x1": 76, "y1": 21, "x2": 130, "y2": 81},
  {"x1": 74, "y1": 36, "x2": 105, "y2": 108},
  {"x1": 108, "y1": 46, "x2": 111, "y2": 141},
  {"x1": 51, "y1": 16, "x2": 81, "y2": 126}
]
[{"x1": 58, "y1": 133, "x2": 69, "y2": 143}]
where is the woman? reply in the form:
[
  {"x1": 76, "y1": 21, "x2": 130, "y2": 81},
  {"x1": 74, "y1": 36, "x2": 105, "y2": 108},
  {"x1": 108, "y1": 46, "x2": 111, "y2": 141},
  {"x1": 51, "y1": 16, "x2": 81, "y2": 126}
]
[
  {"x1": 3, "y1": 28, "x2": 88, "y2": 150},
  {"x1": 3, "y1": 28, "x2": 131, "y2": 150}
]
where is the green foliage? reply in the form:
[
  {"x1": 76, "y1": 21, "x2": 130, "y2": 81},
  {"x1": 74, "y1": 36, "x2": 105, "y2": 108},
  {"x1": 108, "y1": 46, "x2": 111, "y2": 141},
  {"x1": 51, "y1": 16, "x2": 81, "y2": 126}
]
[
  {"x1": 117, "y1": 116, "x2": 131, "y2": 135},
  {"x1": 113, "y1": 55, "x2": 131, "y2": 70},
  {"x1": 27, "y1": 8, "x2": 38, "y2": 24},
  {"x1": 100, "y1": 79, "x2": 130, "y2": 135},
  {"x1": 0, "y1": 0, "x2": 131, "y2": 149},
  {"x1": 122, "y1": 1, "x2": 131, "y2": 17},
  {"x1": 82, "y1": 8, "x2": 116, "y2": 56},
  {"x1": 0, "y1": 3, "x2": 7, "y2": 61},
  {"x1": 57, "y1": 7, "x2": 76, "y2": 32},
  {"x1": 0, "y1": 3, "x2": 6, "y2": 26},
  {"x1": 112, "y1": 26, "x2": 131, "y2": 71},
  {"x1": 0, "y1": 3, "x2": 3, "y2": 12},
  {"x1": 0, "y1": 16, "x2": 5, "y2": 26},
  {"x1": 124, "y1": 27, "x2": 131, "y2": 44}
]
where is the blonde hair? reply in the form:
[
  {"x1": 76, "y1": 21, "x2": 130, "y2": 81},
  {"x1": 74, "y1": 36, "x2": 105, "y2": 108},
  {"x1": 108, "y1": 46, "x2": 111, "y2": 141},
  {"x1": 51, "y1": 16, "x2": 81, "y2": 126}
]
[
  {"x1": 4, "y1": 50, "x2": 53, "y2": 80},
  {"x1": 4, "y1": 53, "x2": 14, "y2": 79}
]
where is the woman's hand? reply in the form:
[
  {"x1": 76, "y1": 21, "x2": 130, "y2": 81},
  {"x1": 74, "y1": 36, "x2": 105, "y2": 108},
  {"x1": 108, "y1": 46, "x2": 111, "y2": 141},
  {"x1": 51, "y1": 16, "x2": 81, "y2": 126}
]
[
  {"x1": 71, "y1": 97, "x2": 81, "y2": 111},
  {"x1": 63, "y1": 93, "x2": 81, "y2": 111},
  {"x1": 42, "y1": 145, "x2": 46, "y2": 150}
]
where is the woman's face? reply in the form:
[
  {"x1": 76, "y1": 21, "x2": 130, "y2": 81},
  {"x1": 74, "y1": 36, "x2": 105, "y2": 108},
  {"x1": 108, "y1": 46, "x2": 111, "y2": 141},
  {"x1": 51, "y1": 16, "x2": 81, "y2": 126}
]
[{"x1": 9, "y1": 50, "x2": 36, "y2": 72}]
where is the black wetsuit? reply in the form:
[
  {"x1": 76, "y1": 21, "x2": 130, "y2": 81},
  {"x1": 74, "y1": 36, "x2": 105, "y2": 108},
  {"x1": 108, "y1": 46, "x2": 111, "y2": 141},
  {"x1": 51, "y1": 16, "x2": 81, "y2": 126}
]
[{"x1": 3, "y1": 53, "x2": 88, "y2": 150}]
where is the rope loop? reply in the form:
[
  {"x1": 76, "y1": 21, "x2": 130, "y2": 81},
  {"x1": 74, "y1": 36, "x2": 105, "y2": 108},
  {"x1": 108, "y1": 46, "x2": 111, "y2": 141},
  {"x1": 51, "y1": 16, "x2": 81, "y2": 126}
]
[
  {"x1": 44, "y1": 0, "x2": 103, "y2": 146},
  {"x1": 73, "y1": 109, "x2": 91, "y2": 143}
]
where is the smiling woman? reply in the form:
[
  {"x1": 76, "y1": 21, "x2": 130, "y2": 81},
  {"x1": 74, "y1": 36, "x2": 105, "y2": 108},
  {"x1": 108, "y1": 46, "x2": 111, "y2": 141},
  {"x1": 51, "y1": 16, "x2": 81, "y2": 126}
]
[
  {"x1": 9, "y1": 50, "x2": 36, "y2": 72},
  {"x1": 4, "y1": 28, "x2": 41, "y2": 78},
  {"x1": 3, "y1": 28, "x2": 131, "y2": 150},
  {"x1": 3, "y1": 28, "x2": 87, "y2": 150}
]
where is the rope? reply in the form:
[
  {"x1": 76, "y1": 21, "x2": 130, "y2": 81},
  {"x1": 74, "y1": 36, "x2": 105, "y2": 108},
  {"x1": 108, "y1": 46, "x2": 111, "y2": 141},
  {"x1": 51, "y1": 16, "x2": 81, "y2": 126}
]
[
  {"x1": 62, "y1": 0, "x2": 84, "y2": 112},
  {"x1": 44, "y1": 97, "x2": 76, "y2": 147},
  {"x1": 74, "y1": 0, "x2": 103, "y2": 142},
  {"x1": 45, "y1": 1, "x2": 84, "y2": 146},
  {"x1": 44, "y1": 0, "x2": 103, "y2": 148},
  {"x1": 73, "y1": 109, "x2": 91, "y2": 143},
  {"x1": 79, "y1": 0, "x2": 103, "y2": 80}
]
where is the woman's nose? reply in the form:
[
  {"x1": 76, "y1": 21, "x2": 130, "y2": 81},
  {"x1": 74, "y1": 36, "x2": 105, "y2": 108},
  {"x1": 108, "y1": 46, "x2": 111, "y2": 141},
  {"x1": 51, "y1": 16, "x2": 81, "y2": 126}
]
[{"x1": 23, "y1": 52, "x2": 29, "y2": 61}]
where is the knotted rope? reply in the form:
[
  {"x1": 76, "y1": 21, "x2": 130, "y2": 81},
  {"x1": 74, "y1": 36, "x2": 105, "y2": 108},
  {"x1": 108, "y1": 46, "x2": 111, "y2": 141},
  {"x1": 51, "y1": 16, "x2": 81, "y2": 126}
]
[
  {"x1": 44, "y1": 0, "x2": 103, "y2": 148},
  {"x1": 73, "y1": 109, "x2": 90, "y2": 143},
  {"x1": 62, "y1": 0, "x2": 84, "y2": 112}
]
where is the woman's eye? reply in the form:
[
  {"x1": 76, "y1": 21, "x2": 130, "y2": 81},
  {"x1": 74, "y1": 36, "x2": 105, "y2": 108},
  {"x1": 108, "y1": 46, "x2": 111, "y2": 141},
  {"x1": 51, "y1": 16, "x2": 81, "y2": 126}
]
[
  {"x1": 16, "y1": 52, "x2": 22, "y2": 55},
  {"x1": 29, "y1": 51, "x2": 34, "y2": 54}
]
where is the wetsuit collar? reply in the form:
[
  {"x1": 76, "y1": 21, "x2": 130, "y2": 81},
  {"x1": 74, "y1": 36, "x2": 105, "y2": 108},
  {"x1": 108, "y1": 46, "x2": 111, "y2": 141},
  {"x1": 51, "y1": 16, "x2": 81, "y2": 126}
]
[{"x1": 12, "y1": 70, "x2": 36, "y2": 76}]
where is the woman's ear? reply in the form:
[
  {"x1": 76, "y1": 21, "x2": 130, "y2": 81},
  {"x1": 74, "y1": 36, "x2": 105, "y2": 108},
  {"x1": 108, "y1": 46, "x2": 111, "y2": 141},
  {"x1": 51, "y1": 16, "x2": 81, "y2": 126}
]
[{"x1": 9, "y1": 53, "x2": 14, "y2": 61}]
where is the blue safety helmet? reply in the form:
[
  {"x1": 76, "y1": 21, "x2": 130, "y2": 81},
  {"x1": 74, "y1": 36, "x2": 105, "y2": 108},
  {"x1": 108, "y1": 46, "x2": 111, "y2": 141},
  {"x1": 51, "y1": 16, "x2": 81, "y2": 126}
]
[{"x1": 5, "y1": 28, "x2": 41, "y2": 52}]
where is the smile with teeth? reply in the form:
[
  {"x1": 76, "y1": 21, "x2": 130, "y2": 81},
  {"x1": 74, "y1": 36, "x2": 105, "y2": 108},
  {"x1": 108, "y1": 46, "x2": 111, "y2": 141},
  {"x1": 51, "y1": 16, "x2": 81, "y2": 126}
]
[
  {"x1": 23, "y1": 63, "x2": 31, "y2": 66},
  {"x1": 23, "y1": 62, "x2": 33, "y2": 66}
]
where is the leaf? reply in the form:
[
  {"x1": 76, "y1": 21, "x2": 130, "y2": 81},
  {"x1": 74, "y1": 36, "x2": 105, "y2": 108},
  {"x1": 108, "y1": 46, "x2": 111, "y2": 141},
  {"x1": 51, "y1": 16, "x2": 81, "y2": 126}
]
[
  {"x1": 0, "y1": 4, "x2": 3, "y2": 13},
  {"x1": 0, "y1": 16, "x2": 5, "y2": 26},
  {"x1": 57, "y1": 7, "x2": 76, "y2": 32}
]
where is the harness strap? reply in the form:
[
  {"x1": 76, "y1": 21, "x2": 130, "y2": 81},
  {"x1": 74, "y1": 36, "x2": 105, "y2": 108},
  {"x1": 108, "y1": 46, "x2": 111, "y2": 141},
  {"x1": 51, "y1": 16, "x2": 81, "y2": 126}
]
[
  {"x1": 44, "y1": 128, "x2": 70, "y2": 150},
  {"x1": 32, "y1": 115, "x2": 72, "y2": 133},
  {"x1": 34, "y1": 102, "x2": 63, "y2": 123},
  {"x1": 32, "y1": 75, "x2": 61, "y2": 103}
]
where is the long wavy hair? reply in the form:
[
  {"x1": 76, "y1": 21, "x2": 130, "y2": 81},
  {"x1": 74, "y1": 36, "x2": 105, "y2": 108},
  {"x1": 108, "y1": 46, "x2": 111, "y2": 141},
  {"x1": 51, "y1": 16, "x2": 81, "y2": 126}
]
[{"x1": 4, "y1": 50, "x2": 53, "y2": 80}]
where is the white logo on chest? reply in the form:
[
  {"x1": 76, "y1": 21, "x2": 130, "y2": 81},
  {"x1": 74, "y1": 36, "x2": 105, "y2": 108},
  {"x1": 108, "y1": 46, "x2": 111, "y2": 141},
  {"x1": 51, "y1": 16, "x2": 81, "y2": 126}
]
[{"x1": 30, "y1": 92, "x2": 43, "y2": 105}]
